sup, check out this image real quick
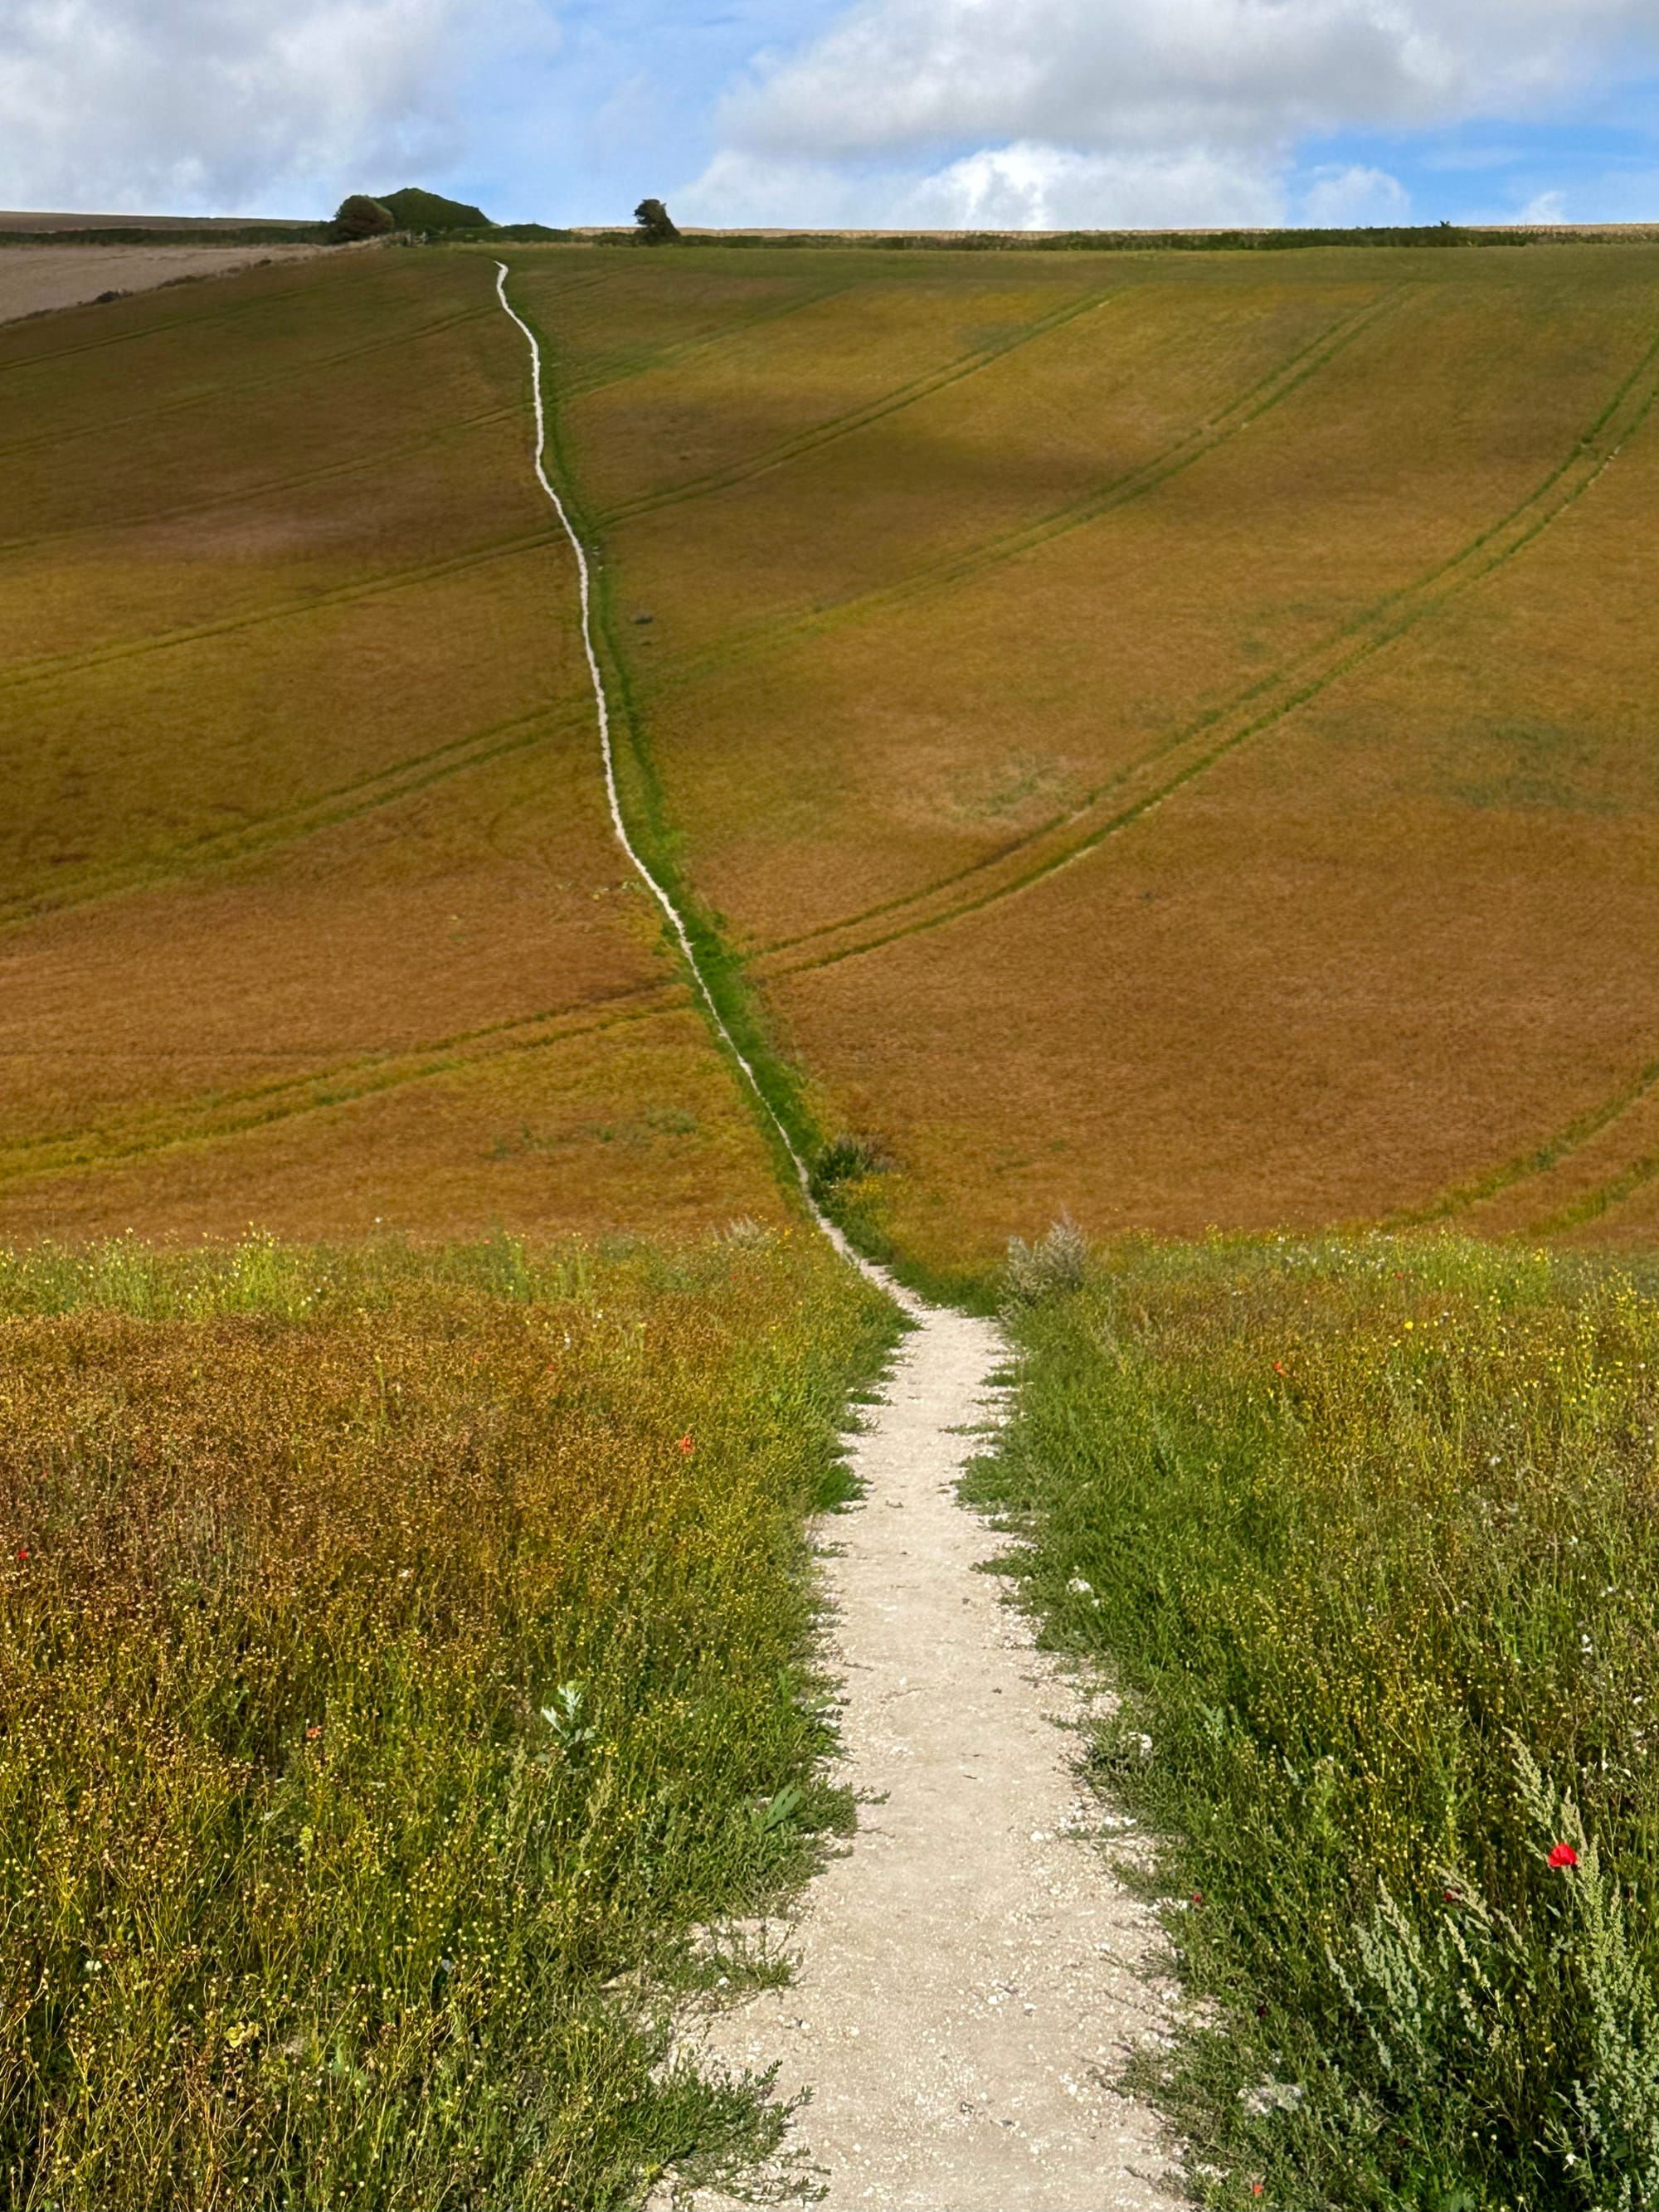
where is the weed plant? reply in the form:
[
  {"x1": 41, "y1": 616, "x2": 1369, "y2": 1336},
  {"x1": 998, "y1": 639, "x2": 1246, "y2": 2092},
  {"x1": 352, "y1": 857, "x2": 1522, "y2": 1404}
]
[
  {"x1": 968, "y1": 1233, "x2": 1659, "y2": 2208},
  {"x1": 0, "y1": 1230, "x2": 897, "y2": 2209}
]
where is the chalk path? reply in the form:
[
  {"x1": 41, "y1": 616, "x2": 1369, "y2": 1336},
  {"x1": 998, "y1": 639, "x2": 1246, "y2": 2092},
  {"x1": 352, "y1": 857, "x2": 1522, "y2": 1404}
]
[
  {"x1": 669, "y1": 1303, "x2": 1171, "y2": 2211},
  {"x1": 494, "y1": 263, "x2": 1171, "y2": 2211}
]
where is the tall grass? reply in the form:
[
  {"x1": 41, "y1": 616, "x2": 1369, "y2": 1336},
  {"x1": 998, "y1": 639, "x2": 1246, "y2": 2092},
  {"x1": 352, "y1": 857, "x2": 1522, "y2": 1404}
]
[
  {"x1": 970, "y1": 1234, "x2": 1659, "y2": 2209},
  {"x1": 0, "y1": 1230, "x2": 898, "y2": 2209}
]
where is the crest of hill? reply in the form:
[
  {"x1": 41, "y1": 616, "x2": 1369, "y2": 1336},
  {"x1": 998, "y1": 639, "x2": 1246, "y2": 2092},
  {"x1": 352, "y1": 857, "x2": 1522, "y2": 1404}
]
[{"x1": 377, "y1": 187, "x2": 490, "y2": 232}]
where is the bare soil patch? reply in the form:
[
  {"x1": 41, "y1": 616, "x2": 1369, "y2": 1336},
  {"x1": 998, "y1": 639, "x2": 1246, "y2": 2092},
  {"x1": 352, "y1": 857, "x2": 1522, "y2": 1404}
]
[{"x1": 0, "y1": 243, "x2": 326, "y2": 325}]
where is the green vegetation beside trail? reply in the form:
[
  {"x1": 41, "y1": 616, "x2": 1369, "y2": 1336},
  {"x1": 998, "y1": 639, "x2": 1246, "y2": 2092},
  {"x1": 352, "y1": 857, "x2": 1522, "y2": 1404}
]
[
  {"x1": 0, "y1": 1232, "x2": 898, "y2": 2210},
  {"x1": 969, "y1": 1234, "x2": 1659, "y2": 2209}
]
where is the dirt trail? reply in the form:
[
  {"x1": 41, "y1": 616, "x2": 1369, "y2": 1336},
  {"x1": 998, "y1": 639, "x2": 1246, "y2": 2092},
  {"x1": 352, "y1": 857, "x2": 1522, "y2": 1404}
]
[
  {"x1": 674, "y1": 1304, "x2": 1171, "y2": 2212},
  {"x1": 493, "y1": 263, "x2": 1172, "y2": 2210}
]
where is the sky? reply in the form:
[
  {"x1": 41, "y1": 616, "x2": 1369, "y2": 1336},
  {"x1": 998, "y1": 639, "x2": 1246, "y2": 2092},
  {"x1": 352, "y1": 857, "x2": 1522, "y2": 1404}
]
[{"x1": 2, "y1": 0, "x2": 1658, "y2": 231}]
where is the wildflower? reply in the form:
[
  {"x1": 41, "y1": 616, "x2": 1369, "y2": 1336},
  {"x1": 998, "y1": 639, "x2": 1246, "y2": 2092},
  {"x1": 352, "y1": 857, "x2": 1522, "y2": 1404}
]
[
  {"x1": 305, "y1": 1725, "x2": 323, "y2": 1742},
  {"x1": 1272, "y1": 1361, "x2": 1287, "y2": 1376},
  {"x1": 678, "y1": 1434, "x2": 694, "y2": 1456},
  {"x1": 15, "y1": 1546, "x2": 28, "y2": 1562},
  {"x1": 1190, "y1": 1889, "x2": 1204, "y2": 1907},
  {"x1": 1548, "y1": 1842, "x2": 1579, "y2": 1869}
]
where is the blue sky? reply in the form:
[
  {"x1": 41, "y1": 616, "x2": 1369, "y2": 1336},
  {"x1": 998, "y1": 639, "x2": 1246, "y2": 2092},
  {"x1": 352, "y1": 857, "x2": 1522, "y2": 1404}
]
[
  {"x1": 2, "y1": 1, "x2": 1657, "y2": 231},
  {"x1": 464, "y1": 6, "x2": 1659, "y2": 231}
]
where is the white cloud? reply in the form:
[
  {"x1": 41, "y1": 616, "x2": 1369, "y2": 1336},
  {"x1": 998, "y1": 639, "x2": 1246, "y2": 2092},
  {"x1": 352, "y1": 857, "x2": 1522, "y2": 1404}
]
[
  {"x1": 1519, "y1": 186, "x2": 1569, "y2": 221},
  {"x1": 1300, "y1": 162, "x2": 1411, "y2": 225},
  {"x1": 679, "y1": 141, "x2": 1286, "y2": 230},
  {"x1": 905, "y1": 143, "x2": 1286, "y2": 228},
  {"x1": 720, "y1": 0, "x2": 1659, "y2": 161},
  {"x1": 0, "y1": 0, "x2": 535, "y2": 216},
  {"x1": 685, "y1": 0, "x2": 1659, "y2": 229}
]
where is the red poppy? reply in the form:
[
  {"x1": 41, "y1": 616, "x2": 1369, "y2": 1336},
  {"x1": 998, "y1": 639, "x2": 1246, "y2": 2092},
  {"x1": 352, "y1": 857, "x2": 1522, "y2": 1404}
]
[
  {"x1": 1190, "y1": 1890, "x2": 1204, "y2": 1907},
  {"x1": 678, "y1": 1435, "x2": 695, "y2": 1456},
  {"x1": 1252, "y1": 2185, "x2": 1264, "y2": 2199},
  {"x1": 305, "y1": 1725, "x2": 323, "y2": 1742},
  {"x1": 1272, "y1": 1361, "x2": 1287, "y2": 1376},
  {"x1": 1548, "y1": 1842, "x2": 1579, "y2": 1870},
  {"x1": 14, "y1": 1546, "x2": 28, "y2": 1562}
]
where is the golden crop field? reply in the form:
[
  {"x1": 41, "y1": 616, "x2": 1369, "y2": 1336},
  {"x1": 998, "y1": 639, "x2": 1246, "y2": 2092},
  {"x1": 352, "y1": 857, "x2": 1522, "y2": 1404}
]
[
  {"x1": 9, "y1": 237, "x2": 1659, "y2": 1279},
  {"x1": 0, "y1": 248, "x2": 786, "y2": 1244},
  {"x1": 508, "y1": 237, "x2": 1659, "y2": 1282}
]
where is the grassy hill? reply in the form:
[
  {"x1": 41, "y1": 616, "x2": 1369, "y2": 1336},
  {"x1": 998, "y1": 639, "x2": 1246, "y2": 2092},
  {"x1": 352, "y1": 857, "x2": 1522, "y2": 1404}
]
[
  {"x1": 504, "y1": 237, "x2": 1659, "y2": 1283},
  {"x1": 0, "y1": 249, "x2": 786, "y2": 1244},
  {"x1": 6, "y1": 236, "x2": 1659, "y2": 1272},
  {"x1": 9, "y1": 234, "x2": 1659, "y2": 2210}
]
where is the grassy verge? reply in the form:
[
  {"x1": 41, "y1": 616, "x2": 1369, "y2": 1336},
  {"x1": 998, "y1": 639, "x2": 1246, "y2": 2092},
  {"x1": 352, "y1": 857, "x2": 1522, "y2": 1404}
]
[
  {"x1": 0, "y1": 1228, "x2": 898, "y2": 2209},
  {"x1": 966, "y1": 1232, "x2": 1659, "y2": 2210}
]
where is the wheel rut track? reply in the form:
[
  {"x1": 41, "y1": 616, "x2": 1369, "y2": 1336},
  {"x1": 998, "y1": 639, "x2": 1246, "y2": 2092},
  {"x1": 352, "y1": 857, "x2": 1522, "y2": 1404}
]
[
  {"x1": 1530, "y1": 1143, "x2": 1659, "y2": 1237},
  {"x1": 745, "y1": 313, "x2": 1659, "y2": 984},
  {"x1": 0, "y1": 299, "x2": 496, "y2": 462},
  {"x1": 0, "y1": 525, "x2": 562, "y2": 699},
  {"x1": 0, "y1": 401, "x2": 519, "y2": 562},
  {"x1": 0, "y1": 981, "x2": 687, "y2": 1189},
  {"x1": 633, "y1": 283, "x2": 1406, "y2": 697},
  {"x1": 1390, "y1": 1057, "x2": 1659, "y2": 1237},
  {"x1": 0, "y1": 271, "x2": 330, "y2": 377},
  {"x1": 0, "y1": 702, "x2": 586, "y2": 936},
  {"x1": 557, "y1": 275, "x2": 865, "y2": 402},
  {"x1": 596, "y1": 280, "x2": 1121, "y2": 527}
]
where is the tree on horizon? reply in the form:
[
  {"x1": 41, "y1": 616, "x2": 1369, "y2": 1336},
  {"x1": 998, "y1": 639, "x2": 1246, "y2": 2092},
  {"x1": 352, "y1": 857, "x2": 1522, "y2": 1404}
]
[
  {"x1": 332, "y1": 195, "x2": 393, "y2": 241},
  {"x1": 634, "y1": 197, "x2": 680, "y2": 243}
]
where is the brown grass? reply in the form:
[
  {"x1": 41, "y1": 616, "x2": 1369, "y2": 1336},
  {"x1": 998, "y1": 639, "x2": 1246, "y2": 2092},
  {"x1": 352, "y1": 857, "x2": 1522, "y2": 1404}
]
[
  {"x1": 0, "y1": 247, "x2": 783, "y2": 1242},
  {"x1": 516, "y1": 239, "x2": 1659, "y2": 1275},
  {"x1": 17, "y1": 236, "x2": 1659, "y2": 1266}
]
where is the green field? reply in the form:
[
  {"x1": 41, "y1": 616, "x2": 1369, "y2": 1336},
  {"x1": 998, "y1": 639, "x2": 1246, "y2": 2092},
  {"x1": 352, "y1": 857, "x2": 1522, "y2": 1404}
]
[
  {"x1": 972, "y1": 1234, "x2": 1659, "y2": 2208},
  {"x1": 0, "y1": 1230, "x2": 893, "y2": 2206}
]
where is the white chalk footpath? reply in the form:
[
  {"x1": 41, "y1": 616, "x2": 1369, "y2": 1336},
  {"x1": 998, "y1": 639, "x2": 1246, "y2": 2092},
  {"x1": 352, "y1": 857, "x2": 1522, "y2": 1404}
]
[{"x1": 669, "y1": 1303, "x2": 1173, "y2": 2212}]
